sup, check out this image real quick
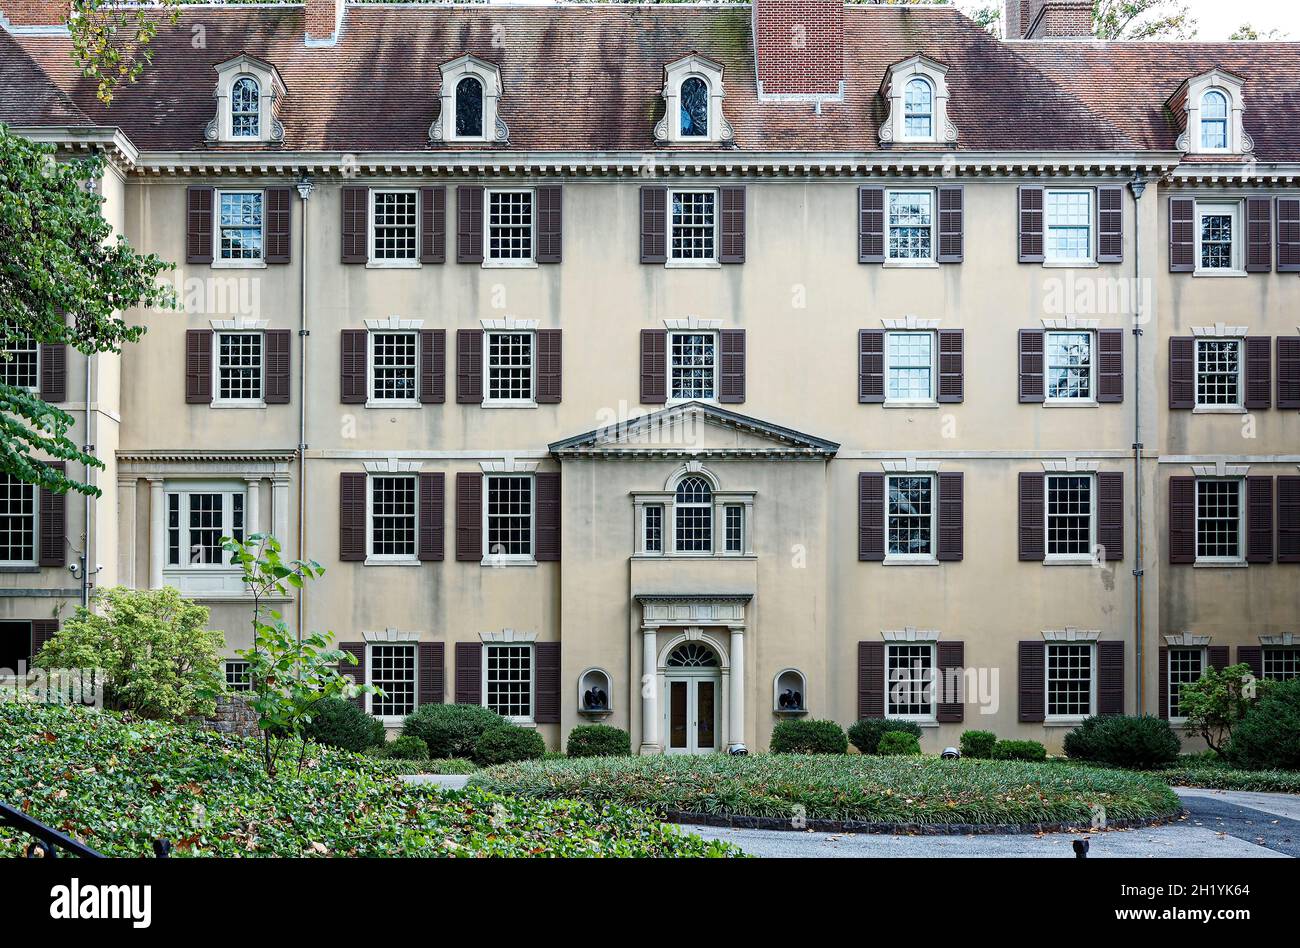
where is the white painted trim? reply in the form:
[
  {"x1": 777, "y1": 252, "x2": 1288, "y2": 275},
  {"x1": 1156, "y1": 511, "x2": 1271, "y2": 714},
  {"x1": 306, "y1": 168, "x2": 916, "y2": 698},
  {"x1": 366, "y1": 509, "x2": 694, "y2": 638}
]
[
  {"x1": 1042, "y1": 628, "x2": 1101, "y2": 642},
  {"x1": 482, "y1": 187, "x2": 537, "y2": 267},
  {"x1": 881, "y1": 628, "x2": 941, "y2": 642},
  {"x1": 1164, "y1": 632, "x2": 1212, "y2": 647},
  {"x1": 656, "y1": 55, "x2": 734, "y2": 146},
  {"x1": 363, "y1": 628, "x2": 421, "y2": 644},
  {"x1": 481, "y1": 641, "x2": 535, "y2": 725},
  {"x1": 364, "y1": 470, "x2": 420, "y2": 566}
]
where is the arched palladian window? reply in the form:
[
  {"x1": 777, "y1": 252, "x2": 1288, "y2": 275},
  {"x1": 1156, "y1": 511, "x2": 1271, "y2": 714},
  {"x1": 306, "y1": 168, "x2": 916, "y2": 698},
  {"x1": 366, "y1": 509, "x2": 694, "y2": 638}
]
[
  {"x1": 231, "y1": 76, "x2": 260, "y2": 139},
  {"x1": 904, "y1": 77, "x2": 933, "y2": 139},
  {"x1": 679, "y1": 76, "x2": 709, "y2": 138},
  {"x1": 456, "y1": 75, "x2": 484, "y2": 138},
  {"x1": 1200, "y1": 89, "x2": 1229, "y2": 150},
  {"x1": 667, "y1": 642, "x2": 719, "y2": 668},
  {"x1": 674, "y1": 474, "x2": 712, "y2": 552}
]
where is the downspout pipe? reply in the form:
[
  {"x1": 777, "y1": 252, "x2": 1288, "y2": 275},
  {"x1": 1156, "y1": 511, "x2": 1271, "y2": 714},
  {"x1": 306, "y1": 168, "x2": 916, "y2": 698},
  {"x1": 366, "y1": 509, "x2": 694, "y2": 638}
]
[
  {"x1": 1129, "y1": 173, "x2": 1148, "y2": 713},
  {"x1": 295, "y1": 177, "x2": 314, "y2": 648},
  {"x1": 82, "y1": 350, "x2": 93, "y2": 608}
]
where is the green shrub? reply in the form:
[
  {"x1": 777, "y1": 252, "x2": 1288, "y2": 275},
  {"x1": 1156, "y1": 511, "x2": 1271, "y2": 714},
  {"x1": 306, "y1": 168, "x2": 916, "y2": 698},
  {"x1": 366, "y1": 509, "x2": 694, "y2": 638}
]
[
  {"x1": 566, "y1": 724, "x2": 631, "y2": 758},
  {"x1": 769, "y1": 719, "x2": 848, "y2": 754},
  {"x1": 303, "y1": 697, "x2": 386, "y2": 752},
  {"x1": 1177, "y1": 663, "x2": 1265, "y2": 753},
  {"x1": 1227, "y1": 679, "x2": 1300, "y2": 771},
  {"x1": 402, "y1": 704, "x2": 507, "y2": 760},
  {"x1": 960, "y1": 730, "x2": 997, "y2": 759},
  {"x1": 1063, "y1": 715, "x2": 1180, "y2": 770},
  {"x1": 476, "y1": 725, "x2": 547, "y2": 765},
  {"x1": 877, "y1": 732, "x2": 922, "y2": 756},
  {"x1": 847, "y1": 718, "x2": 923, "y2": 755},
  {"x1": 386, "y1": 735, "x2": 430, "y2": 761},
  {"x1": 991, "y1": 740, "x2": 1047, "y2": 762}
]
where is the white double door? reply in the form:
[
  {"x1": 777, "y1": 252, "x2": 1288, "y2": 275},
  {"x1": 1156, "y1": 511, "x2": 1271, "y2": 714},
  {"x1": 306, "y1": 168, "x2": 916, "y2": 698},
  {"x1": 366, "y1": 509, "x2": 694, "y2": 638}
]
[{"x1": 664, "y1": 672, "x2": 720, "y2": 755}]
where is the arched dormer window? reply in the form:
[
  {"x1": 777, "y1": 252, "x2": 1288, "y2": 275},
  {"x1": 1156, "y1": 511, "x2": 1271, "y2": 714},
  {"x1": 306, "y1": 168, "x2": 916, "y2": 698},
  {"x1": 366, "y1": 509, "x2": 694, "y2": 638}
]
[
  {"x1": 879, "y1": 55, "x2": 956, "y2": 146},
  {"x1": 904, "y1": 77, "x2": 933, "y2": 139},
  {"x1": 205, "y1": 55, "x2": 285, "y2": 145},
  {"x1": 1199, "y1": 89, "x2": 1228, "y2": 151},
  {"x1": 655, "y1": 55, "x2": 734, "y2": 145},
  {"x1": 456, "y1": 76, "x2": 484, "y2": 138},
  {"x1": 430, "y1": 55, "x2": 508, "y2": 144},
  {"x1": 231, "y1": 77, "x2": 260, "y2": 139},
  {"x1": 674, "y1": 475, "x2": 712, "y2": 553},
  {"x1": 680, "y1": 76, "x2": 709, "y2": 138},
  {"x1": 1174, "y1": 69, "x2": 1251, "y2": 157}
]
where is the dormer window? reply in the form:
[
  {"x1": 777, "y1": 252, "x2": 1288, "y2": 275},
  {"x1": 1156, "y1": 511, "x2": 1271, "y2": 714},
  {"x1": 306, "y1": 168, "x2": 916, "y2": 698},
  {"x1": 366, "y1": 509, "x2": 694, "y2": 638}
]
[
  {"x1": 456, "y1": 76, "x2": 484, "y2": 138},
  {"x1": 204, "y1": 55, "x2": 285, "y2": 145},
  {"x1": 430, "y1": 55, "x2": 508, "y2": 144},
  {"x1": 1173, "y1": 69, "x2": 1252, "y2": 157},
  {"x1": 655, "y1": 55, "x2": 734, "y2": 146},
  {"x1": 231, "y1": 77, "x2": 260, "y2": 139},
  {"x1": 904, "y1": 78, "x2": 933, "y2": 139},
  {"x1": 880, "y1": 55, "x2": 956, "y2": 146},
  {"x1": 680, "y1": 76, "x2": 709, "y2": 138},
  {"x1": 1199, "y1": 90, "x2": 1228, "y2": 151}
]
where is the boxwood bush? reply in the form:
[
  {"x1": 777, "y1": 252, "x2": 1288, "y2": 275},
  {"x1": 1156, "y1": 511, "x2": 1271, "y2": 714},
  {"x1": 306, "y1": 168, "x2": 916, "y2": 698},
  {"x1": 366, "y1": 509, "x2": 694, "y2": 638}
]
[
  {"x1": 847, "y1": 718, "x2": 923, "y2": 755},
  {"x1": 991, "y1": 740, "x2": 1047, "y2": 762},
  {"x1": 302, "y1": 697, "x2": 385, "y2": 752},
  {"x1": 385, "y1": 735, "x2": 430, "y2": 761},
  {"x1": 960, "y1": 730, "x2": 997, "y2": 760},
  {"x1": 877, "y1": 731, "x2": 922, "y2": 756},
  {"x1": 476, "y1": 725, "x2": 547, "y2": 765},
  {"x1": 402, "y1": 704, "x2": 506, "y2": 760},
  {"x1": 566, "y1": 724, "x2": 631, "y2": 758},
  {"x1": 769, "y1": 719, "x2": 848, "y2": 755},
  {"x1": 1227, "y1": 679, "x2": 1300, "y2": 771},
  {"x1": 1063, "y1": 715, "x2": 1180, "y2": 770}
]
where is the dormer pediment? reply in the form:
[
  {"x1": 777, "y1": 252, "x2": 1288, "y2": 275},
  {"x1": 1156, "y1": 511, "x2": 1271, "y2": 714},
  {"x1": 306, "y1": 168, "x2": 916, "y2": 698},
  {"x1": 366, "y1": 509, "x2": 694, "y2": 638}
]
[{"x1": 1169, "y1": 68, "x2": 1252, "y2": 157}]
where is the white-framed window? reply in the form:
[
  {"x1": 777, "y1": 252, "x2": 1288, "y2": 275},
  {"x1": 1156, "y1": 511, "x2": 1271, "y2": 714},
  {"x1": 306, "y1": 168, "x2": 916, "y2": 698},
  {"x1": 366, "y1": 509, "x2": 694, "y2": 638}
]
[
  {"x1": 1196, "y1": 202, "x2": 1241, "y2": 273},
  {"x1": 368, "y1": 331, "x2": 418, "y2": 405},
  {"x1": 887, "y1": 189, "x2": 934, "y2": 263},
  {"x1": 1045, "y1": 331, "x2": 1094, "y2": 402},
  {"x1": 485, "y1": 188, "x2": 535, "y2": 266},
  {"x1": 369, "y1": 644, "x2": 416, "y2": 719},
  {"x1": 1194, "y1": 338, "x2": 1242, "y2": 408},
  {"x1": 368, "y1": 475, "x2": 417, "y2": 562},
  {"x1": 214, "y1": 331, "x2": 263, "y2": 405},
  {"x1": 484, "y1": 643, "x2": 533, "y2": 722},
  {"x1": 1167, "y1": 647, "x2": 1204, "y2": 721},
  {"x1": 887, "y1": 474, "x2": 935, "y2": 561},
  {"x1": 484, "y1": 331, "x2": 534, "y2": 404},
  {"x1": 1044, "y1": 189, "x2": 1093, "y2": 264},
  {"x1": 1046, "y1": 643, "x2": 1095, "y2": 720},
  {"x1": 885, "y1": 331, "x2": 934, "y2": 403},
  {"x1": 224, "y1": 659, "x2": 252, "y2": 692},
  {"x1": 903, "y1": 77, "x2": 933, "y2": 139},
  {"x1": 433, "y1": 55, "x2": 503, "y2": 145},
  {"x1": 230, "y1": 76, "x2": 260, "y2": 139},
  {"x1": 673, "y1": 476, "x2": 713, "y2": 554},
  {"x1": 680, "y1": 75, "x2": 710, "y2": 138},
  {"x1": 1199, "y1": 89, "x2": 1229, "y2": 151},
  {"x1": 370, "y1": 189, "x2": 418, "y2": 265},
  {"x1": 0, "y1": 474, "x2": 37, "y2": 566},
  {"x1": 1195, "y1": 479, "x2": 1243, "y2": 563},
  {"x1": 669, "y1": 331, "x2": 716, "y2": 401},
  {"x1": 166, "y1": 488, "x2": 244, "y2": 568},
  {"x1": 656, "y1": 55, "x2": 732, "y2": 146},
  {"x1": 887, "y1": 643, "x2": 935, "y2": 720},
  {"x1": 215, "y1": 190, "x2": 264, "y2": 265},
  {"x1": 724, "y1": 504, "x2": 744, "y2": 554},
  {"x1": 1263, "y1": 647, "x2": 1300, "y2": 682},
  {"x1": 455, "y1": 75, "x2": 485, "y2": 139},
  {"x1": 643, "y1": 504, "x2": 664, "y2": 554},
  {"x1": 669, "y1": 189, "x2": 718, "y2": 264},
  {"x1": 1046, "y1": 474, "x2": 1095, "y2": 561},
  {"x1": 0, "y1": 332, "x2": 39, "y2": 392},
  {"x1": 485, "y1": 474, "x2": 533, "y2": 561}
]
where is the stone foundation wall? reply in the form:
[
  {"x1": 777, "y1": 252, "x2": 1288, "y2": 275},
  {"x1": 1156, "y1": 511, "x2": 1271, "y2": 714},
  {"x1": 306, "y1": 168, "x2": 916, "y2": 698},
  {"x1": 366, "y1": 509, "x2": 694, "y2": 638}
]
[{"x1": 202, "y1": 695, "x2": 260, "y2": 737}]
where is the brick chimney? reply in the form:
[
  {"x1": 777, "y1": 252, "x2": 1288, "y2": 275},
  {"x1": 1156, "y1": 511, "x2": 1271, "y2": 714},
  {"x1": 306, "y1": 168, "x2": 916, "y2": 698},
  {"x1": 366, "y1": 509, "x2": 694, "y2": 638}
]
[
  {"x1": 0, "y1": 0, "x2": 68, "y2": 29},
  {"x1": 304, "y1": 0, "x2": 345, "y2": 48},
  {"x1": 752, "y1": 0, "x2": 845, "y2": 100},
  {"x1": 1005, "y1": 0, "x2": 1093, "y2": 39}
]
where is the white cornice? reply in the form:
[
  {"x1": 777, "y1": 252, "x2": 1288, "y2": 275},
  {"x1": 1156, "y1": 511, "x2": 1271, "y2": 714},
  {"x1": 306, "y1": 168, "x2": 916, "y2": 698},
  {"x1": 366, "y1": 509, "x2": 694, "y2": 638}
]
[{"x1": 9, "y1": 126, "x2": 138, "y2": 171}]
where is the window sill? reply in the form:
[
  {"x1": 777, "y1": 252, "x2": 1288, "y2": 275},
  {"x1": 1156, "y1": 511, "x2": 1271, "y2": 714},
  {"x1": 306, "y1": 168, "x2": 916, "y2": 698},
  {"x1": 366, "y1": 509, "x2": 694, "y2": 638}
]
[
  {"x1": 481, "y1": 556, "x2": 538, "y2": 568},
  {"x1": 883, "y1": 556, "x2": 939, "y2": 567},
  {"x1": 1044, "y1": 717, "x2": 1089, "y2": 728},
  {"x1": 883, "y1": 259, "x2": 939, "y2": 269},
  {"x1": 665, "y1": 260, "x2": 722, "y2": 270},
  {"x1": 1043, "y1": 400, "x2": 1098, "y2": 409},
  {"x1": 1194, "y1": 560, "x2": 1248, "y2": 569},
  {"x1": 211, "y1": 260, "x2": 267, "y2": 270},
  {"x1": 480, "y1": 400, "x2": 538, "y2": 410},
  {"x1": 1193, "y1": 405, "x2": 1246, "y2": 414},
  {"x1": 211, "y1": 401, "x2": 268, "y2": 410},
  {"x1": 482, "y1": 260, "x2": 538, "y2": 270},
  {"x1": 631, "y1": 553, "x2": 756, "y2": 561},
  {"x1": 883, "y1": 400, "x2": 940, "y2": 410},
  {"x1": 1042, "y1": 260, "x2": 1099, "y2": 269},
  {"x1": 365, "y1": 400, "x2": 422, "y2": 410},
  {"x1": 1044, "y1": 556, "x2": 1096, "y2": 567},
  {"x1": 366, "y1": 260, "x2": 420, "y2": 270},
  {"x1": 378, "y1": 716, "x2": 406, "y2": 728},
  {"x1": 1193, "y1": 270, "x2": 1247, "y2": 278},
  {"x1": 0, "y1": 565, "x2": 40, "y2": 574},
  {"x1": 364, "y1": 557, "x2": 421, "y2": 567}
]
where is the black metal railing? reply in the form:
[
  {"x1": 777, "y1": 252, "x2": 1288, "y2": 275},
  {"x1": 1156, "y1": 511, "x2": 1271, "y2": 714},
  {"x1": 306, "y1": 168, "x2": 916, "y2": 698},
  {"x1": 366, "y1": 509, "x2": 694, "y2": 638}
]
[{"x1": 0, "y1": 800, "x2": 103, "y2": 858}]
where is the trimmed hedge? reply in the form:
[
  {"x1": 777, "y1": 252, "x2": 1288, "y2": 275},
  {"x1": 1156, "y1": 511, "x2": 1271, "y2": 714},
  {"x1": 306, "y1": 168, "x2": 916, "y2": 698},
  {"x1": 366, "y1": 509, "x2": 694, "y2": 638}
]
[
  {"x1": 385, "y1": 735, "x2": 430, "y2": 761},
  {"x1": 877, "y1": 732, "x2": 922, "y2": 756},
  {"x1": 302, "y1": 697, "x2": 385, "y2": 752},
  {"x1": 402, "y1": 704, "x2": 507, "y2": 760},
  {"x1": 847, "y1": 718, "x2": 923, "y2": 755},
  {"x1": 960, "y1": 730, "x2": 997, "y2": 760},
  {"x1": 476, "y1": 725, "x2": 547, "y2": 766},
  {"x1": 1063, "y1": 715, "x2": 1180, "y2": 770},
  {"x1": 769, "y1": 719, "x2": 848, "y2": 755},
  {"x1": 566, "y1": 724, "x2": 631, "y2": 758},
  {"x1": 1227, "y1": 679, "x2": 1300, "y2": 771},
  {"x1": 991, "y1": 740, "x2": 1047, "y2": 762}
]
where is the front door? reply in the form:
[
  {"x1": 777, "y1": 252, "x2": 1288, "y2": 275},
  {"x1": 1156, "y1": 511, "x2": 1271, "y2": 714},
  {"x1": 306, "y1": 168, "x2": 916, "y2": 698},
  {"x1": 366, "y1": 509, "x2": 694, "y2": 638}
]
[{"x1": 665, "y1": 675, "x2": 719, "y2": 755}]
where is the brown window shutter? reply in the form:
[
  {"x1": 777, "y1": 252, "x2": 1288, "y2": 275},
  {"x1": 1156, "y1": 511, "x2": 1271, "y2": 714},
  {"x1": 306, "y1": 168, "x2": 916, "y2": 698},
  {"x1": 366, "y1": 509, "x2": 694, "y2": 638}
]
[
  {"x1": 1017, "y1": 186, "x2": 1044, "y2": 263},
  {"x1": 1279, "y1": 476, "x2": 1300, "y2": 563},
  {"x1": 936, "y1": 471, "x2": 963, "y2": 562},
  {"x1": 263, "y1": 329, "x2": 291, "y2": 404},
  {"x1": 858, "y1": 472, "x2": 885, "y2": 562},
  {"x1": 1244, "y1": 336, "x2": 1272, "y2": 410},
  {"x1": 1246, "y1": 197, "x2": 1273, "y2": 273},
  {"x1": 1236, "y1": 646, "x2": 1263, "y2": 679},
  {"x1": 456, "y1": 186, "x2": 484, "y2": 264},
  {"x1": 858, "y1": 186, "x2": 884, "y2": 263},
  {"x1": 639, "y1": 186, "x2": 667, "y2": 264},
  {"x1": 857, "y1": 641, "x2": 884, "y2": 720},
  {"x1": 719, "y1": 186, "x2": 746, "y2": 264},
  {"x1": 1097, "y1": 641, "x2": 1125, "y2": 715},
  {"x1": 535, "y1": 329, "x2": 562, "y2": 404},
  {"x1": 1169, "y1": 337, "x2": 1194, "y2": 409},
  {"x1": 340, "y1": 329, "x2": 368, "y2": 404},
  {"x1": 1168, "y1": 476, "x2": 1196, "y2": 564},
  {"x1": 1097, "y1": 186, "x2": 1124, "y2": 263},
  {"x1": 339, "y1": 472, "x2": 366, "y2": 562},
  {"x1": 419, "y1": 186, "x2": 446, "y2": 264},
  {"x1": 1246, "y1": 475, "x2": 1275, "y2": 564},
  {"x1": 936, "y1": 641, "x2": 964, "y2": 723},
  {"x1": 39, "y1": 343, "x2": 66, "y2": 403},
  {"x1": 718, "y1": 329, "x2": 745, "y2": 404},
  {"x1": 339, "y1": 642, "x2": 366, "y2": 709},
  {"x1": 1097, "y1": 470, "x2": 1124, "y2": 562},
  {"x1": 1018, "y1": 471, "x2": 1045, "y2": 561},
  {"x1": 534, "y1": 641, "x2": 561, "y2": 723},
  {"x1": 185, "y1": 329, "x2": 213, "y2": 404},
  {"x1": 340, "y1": 186, "x2": 368, "y2": 263},
  {"x1": 186, "y1": 186, "x2": 214, "y2": 264},
  {"x1": 937, "y1": 186, "x2": 963, "y2": 263},
  {"x1": 38, "y1": 461, "x2": 66, "y2": 567},
  {"x1": 455, "y1": 329, "x2": 483, "y2": 404},
  {"x1": 639, "y1": 329, "x2": 667, "y2": 404},
  {"x1": 419, "y1": 329, "x2": 445, "y2": 404},
  {"x1": 1207, "y1": 646, "x2": 1229, "y2": 671},
  {"x1": 1277, "y1": 197, "x2": 1300, "y2": 272},
  {"x1": 1157, "y1": 646, "x2": 1170, "y2": 720},
  {"x1": 30, "y1": 618, "x2": 58, "y2": 660},
  {"x1": 1278, "y1": 337, "x2": 1300, "y2": 409},
  {"x1": 264, "y1": 187, "x2": 291, "y2": 264},
  {"x1": 536, "y1": 185, "x2": 563, "y2": 264},
  {"x1": 418, "y1": 472, "x2": 444, "y2": 562},
  {"x1": 454, "y1": 641, "x2": 482, "y2": 704},
  {"x1": 936, "y1": 329, "x2": 963, "y2": 403},
  {"x1": 418, "y1": 642, "x2": 444, "y2": 705},
  {"x1": 535, "y1": 471, "x2": 561, "y2": 562},
  {"x1": 1096, "y1": 328, "x2": 1124, "y2": 404},
  {"x1": 858, "y1": 329, "x2": 884, "y2": 404},
  {"x1": 1018, "y1": 641, "x2": 1045, "y2": 722},
  {"x1": 1169, "y1": 197, "x2": 1194, "y2": 272},
  {"x1": 1018, "y1": 329, "x2": 1045, "y2": 403},
  {"x1": 455, "y1": 472, "x2": 483, "y2": 562}
]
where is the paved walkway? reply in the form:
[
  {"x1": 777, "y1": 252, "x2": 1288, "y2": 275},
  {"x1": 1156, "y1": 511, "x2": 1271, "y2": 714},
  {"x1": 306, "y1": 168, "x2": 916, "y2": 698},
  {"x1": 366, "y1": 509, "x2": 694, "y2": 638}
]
[{"x1": 399, "y1": 774, "x2": 471, "y2": 789}]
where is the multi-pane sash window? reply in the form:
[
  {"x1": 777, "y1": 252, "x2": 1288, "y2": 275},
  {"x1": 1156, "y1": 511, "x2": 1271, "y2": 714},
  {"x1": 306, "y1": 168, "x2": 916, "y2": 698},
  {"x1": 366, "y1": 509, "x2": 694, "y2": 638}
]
[
  {"x1": 0, "y1": 474, "x2": 36, "y2": 565},
  {"x1": 887, "y1": 190, "x2": 933, "y2": 261},
  {"x1": 371, "y1": 190, "x2": 418, "y2": 262},
  {"x1": 888, "y1": 475, "x2": 934, "y2": 558},
  {"x1": 0, "y1": 332, "x2": 39, "y2": 391},
  {"x1": 643, "y1": 504, "x2": 663, "y2": 553},
  {"x1": 370, "y1": 476, "x2": 416, "y2": 560},
  {"x1": 369, "y1": 332, "x2": 417, "y2": 403},
  {"x1": 486, "y1": 189, "x2": 534, "y2": 263},
  {"x1": 1168, "y1": 648, "x2": 1204, "y2": 719},
  {"x1": 231, "y1": 77, "x2": 260, "y2": 138},
  {"x1": 886, "y1": 331, "x2": 933, "y2": 402},
  {"x1": 1046, "y1": 474, "x2": 1094, "y2": 558},
  {"x1": 1200, "y1": 90, "x2": 1229, "y2": 151},
  {"x1": 215, "y1": 332, "x2": 263, "y2": 403},
  {"x1": 724, "y1": 504, "x2": 744, "y2": 554},
  {"x1": 486, "y1": 474, "x2": 533, "y2": 558},
  {"x1": 1194, "y1": 338, "x2": 1241, "y2": 407},
  {"x1": 166, "y1": 490, "x2": 244, "y2": 567},
  {"x1": 1046, "y1": 643, "x2": 1094, "y2": 718},
  {"x1": 669, "y1": 332, "x2": 716, "y2": 400},
  {"x1": 1046, "y1": 331, "x2": 1093, "y2": 401},
  {"x1": 887, "y1": 644, "x2": 935, "y2": 718},
  {"x1": 1263, "y1": 648, "x2": 1300, "y2": 682},
  {"x1": 224, "y1": 660, "x2": 252, "y2": 692},
  {"x1": 674, "y1": 476, "x2": 712, "y2": 553},
  {"x1": 903, "y1": 78, "x2": 933, "y2": 139},
  {"x1": 485, "y1": 332, "x2": 534, "y2": 402},
  {"x1": 670, "y1": 190, "x2": 717, "y2": 262},
  {"x1": 1045, "y1": 189, "x2": 1092, "y2": 263},
  {"x1": 1196, "y1": 479, "x2": 1242, "y2": 562},
  {"x1": 680, "y1": 76, "x2": 709, "y2": 138},
  {"x1": 485, "y1": 644, "x2": 533, "y2": 720},
  {"x1": 217, "y1": 191, "x2": 263, "y2": 262},
  {"x1": 370, "y1": 644, "x2": 416, "y2": 717},
  {"x1": 1197, "y1": 204, "x2": 1238, "y2": 272}
]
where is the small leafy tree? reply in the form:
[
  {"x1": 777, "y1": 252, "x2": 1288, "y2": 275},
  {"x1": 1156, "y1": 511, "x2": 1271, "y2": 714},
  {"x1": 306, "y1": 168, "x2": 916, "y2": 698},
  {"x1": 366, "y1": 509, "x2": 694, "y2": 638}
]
[{"x1": 1178, "y1": 663, "x2": 1268, "y2": 753}]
